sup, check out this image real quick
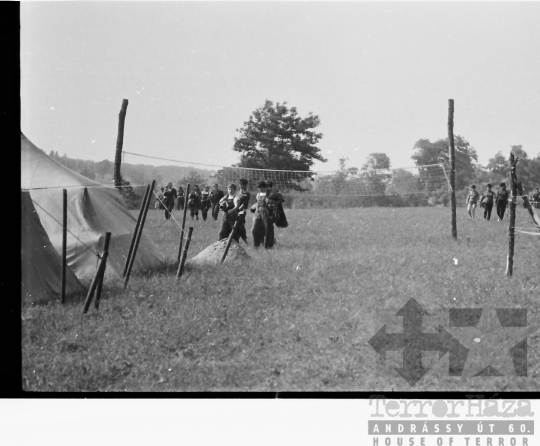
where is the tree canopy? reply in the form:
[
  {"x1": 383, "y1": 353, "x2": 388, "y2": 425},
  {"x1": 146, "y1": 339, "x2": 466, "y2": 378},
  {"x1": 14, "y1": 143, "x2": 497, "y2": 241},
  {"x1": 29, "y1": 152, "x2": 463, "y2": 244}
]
[
  {"x1": 411, "y1": 135, "x2": 478, "y2": 190},
  {"x1": 233, "y1": 100, "x2": 327, "y2": 171}
]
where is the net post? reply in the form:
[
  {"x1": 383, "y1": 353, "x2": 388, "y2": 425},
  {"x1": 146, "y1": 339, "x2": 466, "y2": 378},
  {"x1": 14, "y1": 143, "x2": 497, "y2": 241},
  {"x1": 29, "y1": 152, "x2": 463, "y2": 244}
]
[
  {"x1": 448, "y1": 99, "x2": 457, "y2": 240},
  {"x1": 61, "y1": 189, "x2": 67, "y2": 305},
  {"x1": 177, "y1": 183, "x2": 190, "y2": 265},
  {"x1": 114, "y1": 99, "x2": 129, "y2": 190},
  {"x1": 506, "y1": 153, "x2": 519, "y2": 277}
]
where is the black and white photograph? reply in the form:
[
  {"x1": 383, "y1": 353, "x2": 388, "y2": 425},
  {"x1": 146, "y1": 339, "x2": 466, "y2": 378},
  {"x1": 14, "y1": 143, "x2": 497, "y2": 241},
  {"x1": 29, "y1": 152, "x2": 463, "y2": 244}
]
[{"x1": 20, "y1": 1, "x2": 540, "y2": 394}]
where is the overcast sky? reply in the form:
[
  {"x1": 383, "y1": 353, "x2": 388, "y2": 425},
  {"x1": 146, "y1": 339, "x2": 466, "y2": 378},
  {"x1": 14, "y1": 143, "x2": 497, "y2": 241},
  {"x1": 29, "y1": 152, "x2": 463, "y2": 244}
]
[{"x1": 21, "y1": 2, "x2": 540, "y2": 172}]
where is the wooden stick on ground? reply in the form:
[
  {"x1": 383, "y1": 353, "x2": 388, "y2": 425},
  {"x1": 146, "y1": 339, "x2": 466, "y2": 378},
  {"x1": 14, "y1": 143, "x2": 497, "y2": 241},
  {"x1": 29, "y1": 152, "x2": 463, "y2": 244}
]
[
  {"x1": 94, "y1": 232, "x2": 112, "y2": 310},
  {"x1": 221, "y1": 221, "x2": 240, "y2": 264},
  {"x1": 123, "y1": 184, "x2": 151, "y2": 277}
]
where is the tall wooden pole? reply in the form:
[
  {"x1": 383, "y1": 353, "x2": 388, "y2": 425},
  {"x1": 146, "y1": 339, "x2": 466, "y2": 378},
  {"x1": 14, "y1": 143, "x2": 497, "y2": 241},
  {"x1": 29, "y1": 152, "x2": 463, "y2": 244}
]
[
  {"x1": 124, "y1": 180, "x2": 155, "y2": 290},
  {"x1": 448, "y1": 99, "x2": 457, "y2": 240},
  {"x1": 61, "y1": 189, "x2": 67, "y2": 305},
  {"x1": 176, "y1": 227, "x2": 194, "y2": 280},
  {"x1": 123, "y1": 183, "x2": 151, "y2": 277},
  {"x1": 506, "y1": 153, "x2": 519, "y2": 277},
  {"x1": 114, "y1": 99, "x2": 129, "y2": 190},
  {"x1": 177, "y1": 183, "x2": 190, "y2": 265}
]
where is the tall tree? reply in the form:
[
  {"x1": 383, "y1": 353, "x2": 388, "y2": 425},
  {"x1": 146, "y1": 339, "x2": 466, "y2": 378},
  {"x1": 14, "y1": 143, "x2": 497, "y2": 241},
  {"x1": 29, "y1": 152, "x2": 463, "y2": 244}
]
[
  {"x1": 233, "y1": 100, "x2": 327, "y2": 171},
  {"x1": 411, "y1": 135, "x2": 478, "y2": 190}
]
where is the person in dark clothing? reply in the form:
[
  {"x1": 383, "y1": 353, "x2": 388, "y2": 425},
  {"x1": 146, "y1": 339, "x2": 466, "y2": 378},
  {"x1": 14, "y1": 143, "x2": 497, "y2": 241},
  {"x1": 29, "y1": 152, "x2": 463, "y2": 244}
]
[
  {"x1": 210, "y1": 183, "x2": 225, "y2": 221},
  {"x1": 232, "y1": 178, "x2": 250, "y2": 244},
  {"x1": 200, "y1": 185, "x2": 212, "y2": 221},
  {"x1": 250, "y1": 180, "x2": 275, "y2": 249},
  {"x1": 495, "y1": 182, "x2": 509, "y2": 221},
  {"x1": 218, "y1": 183, "x2": 240, "y2": 241},
  {"x1": 187, "y1": 185, "x2": 201, "y2": 220},
  {"x1": 163, "y1": 182, "x2": 177, "y2": 220},
  {"x1": 533, "y1": 188, "x2": 540, "y2": 209},
  {"x1": 176, "y1": 186, "x2": 185, "y2": 211},
  {"x1": 480, "y1": 183, "x2": 496, "y2": 221}
]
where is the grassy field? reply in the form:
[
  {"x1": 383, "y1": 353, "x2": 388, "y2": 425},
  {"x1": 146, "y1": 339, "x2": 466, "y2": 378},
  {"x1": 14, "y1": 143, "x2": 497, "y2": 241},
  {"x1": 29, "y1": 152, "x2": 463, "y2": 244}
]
[{"x1": 22, "y1": 206, "x2": 540, "y2": 391}]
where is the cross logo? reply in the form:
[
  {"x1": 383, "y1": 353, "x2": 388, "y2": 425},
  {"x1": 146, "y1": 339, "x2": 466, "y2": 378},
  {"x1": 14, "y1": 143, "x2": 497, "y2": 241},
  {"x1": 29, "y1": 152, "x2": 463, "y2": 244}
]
[{"x1": 368, "y1": 298, "x2": 529, "y2": 386}]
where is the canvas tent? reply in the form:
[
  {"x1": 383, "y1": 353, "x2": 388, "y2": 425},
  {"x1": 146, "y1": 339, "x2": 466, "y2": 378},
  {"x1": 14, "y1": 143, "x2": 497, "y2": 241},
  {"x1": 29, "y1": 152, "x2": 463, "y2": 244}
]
[
  {"x1": 21, "y1": 133, "x2": 166, "y2": 280},
  {"x1": 22, "y1": 191, "x2": 86, "y2": 303}
]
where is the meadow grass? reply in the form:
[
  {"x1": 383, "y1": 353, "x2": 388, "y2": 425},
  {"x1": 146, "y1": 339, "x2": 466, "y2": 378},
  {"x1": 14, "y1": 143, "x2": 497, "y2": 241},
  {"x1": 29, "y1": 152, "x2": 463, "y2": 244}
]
[{"x1": 22, "y1": 206, "x2": 539, "y2": 391}]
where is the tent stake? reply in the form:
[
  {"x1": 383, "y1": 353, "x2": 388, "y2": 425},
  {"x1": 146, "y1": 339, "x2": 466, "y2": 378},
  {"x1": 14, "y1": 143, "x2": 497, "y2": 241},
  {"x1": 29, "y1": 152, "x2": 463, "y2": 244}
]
[
  {"x1": 83, "y1": 232, "x2": 111, "y2": 314},
  {"x1": 124, "y1": 180, "x2": 155, "y2": 290},
  {"x1": 176, "y1": 227, "x2": 194, "y2": 280},
  {"x1": 61, "y1": 189, "x2": 67, "y2": 305},
  {"x1": 123, "y1": 183, "x2": 151, "y2": 277},
  {"x1": 176, "y1": 183, "x2": 190, "y2": 265}
]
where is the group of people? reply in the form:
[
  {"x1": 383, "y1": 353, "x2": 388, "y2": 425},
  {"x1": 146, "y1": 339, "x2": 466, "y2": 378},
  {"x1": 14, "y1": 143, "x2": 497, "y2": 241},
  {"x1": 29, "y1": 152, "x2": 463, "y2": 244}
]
[
  {"x1": 156, "y1": 183, "x2": 226, "y2": 221},
  {"x1": 465, "y1": 183, "x2": 540, "y2": 221},
  {"x1": 155, "y1": 179, "x2": 288, "y2": 249}
]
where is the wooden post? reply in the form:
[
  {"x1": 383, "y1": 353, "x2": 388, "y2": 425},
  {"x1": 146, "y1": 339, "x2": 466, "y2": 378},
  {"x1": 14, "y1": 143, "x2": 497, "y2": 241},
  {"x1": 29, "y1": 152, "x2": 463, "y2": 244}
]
[
  {"x1": 114, "y1": 99, "x2": 129, "y2": 190},
  {"x1": 124, "y1": 180, "x2": 155, "y2": 290},
  {"x1": 176, "y1": 183, "x2": 190, "y2": 265},
  {"x1": 176, "y1": 227, "x2": 194, "y2": 280},
  {"x1": 61, "y1": 189, "x2": 67, "y2": 305},
  {"x1": 506, "y1": 153, "x2": 519, "y2": 277},
  {"x1": 517, "y1": 182, "x2": 540, "y2": 230},
  {"x1": 221, "y1": 221, "x2": 240, "y2": 264},
  {"x1": 123, "y1": 184, "x2": 151, "y2": 277},
  {"x1": 83, "y1": 232, "x2": 111, "y2": 314},
  {"x1": 448, "y1": 99, "x2": 457, "y2": 240},
  {"x1": 94, "y1": 232, "x2": 111, "y2": 309}
]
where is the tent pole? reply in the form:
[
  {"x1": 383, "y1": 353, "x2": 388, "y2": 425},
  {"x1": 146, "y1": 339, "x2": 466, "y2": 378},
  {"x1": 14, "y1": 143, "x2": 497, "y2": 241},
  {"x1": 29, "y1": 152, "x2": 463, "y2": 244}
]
[
  {"x1": 61, "y1": 189, "x2": 67, "y2": 305},
  {"x1": 114, "y1": 99, "x2": 129, "y2": 190},
  {"x1": 124, "y1": 180, "x2": 155, "y2": 290},
  {"x1": 94, "y1": 232, "x2": 112, "y2": 309},
  {"x1": 176, "y1": 227, "x2": 194, "y2": 280},
  {"x1": 123, "y1": 183, "x2": 151, "y2": 277},
  {"x1": 82, "y1": 232, "x2": 111, "y2": 314}
]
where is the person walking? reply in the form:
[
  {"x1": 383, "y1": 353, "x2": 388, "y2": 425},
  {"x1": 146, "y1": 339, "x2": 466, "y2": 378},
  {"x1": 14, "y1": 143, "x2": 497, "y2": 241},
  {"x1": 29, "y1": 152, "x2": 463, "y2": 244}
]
[
  {"x1": 533, "y1": 188, "x2": 540, "y2": 209},
  {"x1": 200, "y1": 185, "x2": 212, "y2": 221},
  {"x1": 465, "y1": 185, "x2": 480, "y2": 219},
  {"x1": 250, "y1": 180, "x2": 276, "y2": 249},
  {"x1": 157, "y1": 187, "x2": 165, "y2": 210},
  {"x1": 233, "y1": 178, "x2": 251, "y2": 244},
  {"x1": 210, "y1": 183, "x2": 225, "y2": 221},
  {"x1": 480, "y1": 183, "x2": 496, "y2": 221},
  {"x1": 218, "y1": 183, "x2": 240, "y2": 241},
  {"x1": 187, "y1": 185, "x2": 201, "y2": 220},
  {"x1": 176, "y1": 186, "x2": 185, "y2": 211},
  {"x1": 163, "y1": 182, "x2": 177, "y2": 220},
  {"x1": 495, "y1": 182, "x2": 509, "y2": 221}
]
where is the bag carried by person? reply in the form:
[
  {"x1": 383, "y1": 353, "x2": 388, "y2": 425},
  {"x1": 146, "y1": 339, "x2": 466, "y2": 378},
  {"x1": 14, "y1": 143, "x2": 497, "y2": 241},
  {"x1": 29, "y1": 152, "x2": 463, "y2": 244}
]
[{"x1": 274, "y1": 203, "x2": 288, "y2": 228}]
